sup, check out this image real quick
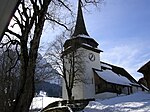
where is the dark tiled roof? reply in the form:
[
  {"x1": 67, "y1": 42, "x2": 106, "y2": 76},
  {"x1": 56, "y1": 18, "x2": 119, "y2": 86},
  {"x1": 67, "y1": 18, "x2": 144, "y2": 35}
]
[
  {"x1": 63, "y1": 0, "x2": 101, "y2": 53},
  {"x1": 138, "y1": 61, "x2": 150, "y2": 73},
  {"x1": 63, "y1": 36, "x2": 99, "y2": 49}
]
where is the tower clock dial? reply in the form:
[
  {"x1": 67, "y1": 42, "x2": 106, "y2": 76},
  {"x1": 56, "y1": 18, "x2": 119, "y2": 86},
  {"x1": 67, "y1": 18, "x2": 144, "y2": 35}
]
[{"x1": 89, "y1": 53, "x2": 95, "y2": 61}]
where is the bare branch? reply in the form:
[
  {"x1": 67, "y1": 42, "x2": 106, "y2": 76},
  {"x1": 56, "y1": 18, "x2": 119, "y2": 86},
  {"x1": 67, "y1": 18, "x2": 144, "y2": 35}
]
[
  {"x1": 39, "y1": 0, "x2": 43, "y2": 6},
  {"x1": 57, "y1": 0, "x2": 72, "y2": 12},
  {"x1": 6, "y1": 29, "x2": 21, "y2": 39},
  {"x1": 21, "y1": 1, "x2": 29, "y2": 21},
  {"x1": 45, "y1": 15, "x2": 69, "y2": 30},
  {"x1": 13, "y1": 14, "x2": 24, "y2": 32}
]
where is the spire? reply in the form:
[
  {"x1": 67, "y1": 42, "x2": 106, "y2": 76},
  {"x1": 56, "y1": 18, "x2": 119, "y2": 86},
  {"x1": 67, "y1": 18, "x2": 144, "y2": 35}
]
[{"x1": 72, "y1": 0, "x2": 89, "y2": 37}]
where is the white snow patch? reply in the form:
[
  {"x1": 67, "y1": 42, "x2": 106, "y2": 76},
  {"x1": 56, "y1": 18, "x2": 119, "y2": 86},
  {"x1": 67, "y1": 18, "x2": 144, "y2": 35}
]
[
  {"x1": 101, "y1": 63, "x2": 112, "y2": 69},
  {"x1": 30, "y1": 92, "x2": 150, "y2": 112},
  {"x1": 81, "y1": 43, "x2": 100, "y2": 51},
  {"x1": 37, "y1": 91, "x2": 47, "y2": 97},
  {"x1": 77, "y1": 34, "x2": 91, "y2": 38},
  {"x1": 30, "y1": 97, "x2": 62, "y2": 110},
  {"x1": 83, "y1": 92, "x2": 150, "y2": 112},
  {"x1": 82, "y1": 43, "x2": 93, "y2": 48}
]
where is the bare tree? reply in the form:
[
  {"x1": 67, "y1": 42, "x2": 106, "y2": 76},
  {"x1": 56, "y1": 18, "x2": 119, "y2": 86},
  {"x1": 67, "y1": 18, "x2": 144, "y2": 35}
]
[
  {"x1": 35, "y1": 53, "x2": 58, "y2": 83},
  {"x1": 0, "y1": 0, "x2": 73, "y2": 111},
  {"x1": 0, "y1": 0, "x2": 102, "y2": 111},
  {"x1": 45, "y1": 31, "x2": 87, "y2": 101},
  {"x1": 45, "y1": 31, "x2": 71, "y2": 73},
  {"x1": 0, "y1": 49, "x2": 19, "y2": 112},
  {"x1": 0, "y1": 49, "x2": 55, "y2": 112},
  {"x1": 63, "y1": 48, "x2": 87, "y2": 101},
  {"x1": 45, "y1": 0, "x2": 104, "y2": 102}
]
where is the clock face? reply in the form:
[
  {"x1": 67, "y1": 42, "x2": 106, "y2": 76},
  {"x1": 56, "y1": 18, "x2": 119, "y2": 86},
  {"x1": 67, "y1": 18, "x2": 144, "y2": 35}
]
[{"x1": 89, "y1": 53, "x2": 95, "y2": 61}]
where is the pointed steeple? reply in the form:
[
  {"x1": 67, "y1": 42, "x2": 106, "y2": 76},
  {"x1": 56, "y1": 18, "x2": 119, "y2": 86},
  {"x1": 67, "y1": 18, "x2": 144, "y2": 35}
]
[
  {"x1": 72, "y1": 0, "x2": 89, "y2": 37},
  {"x1": 63, "y1": 0, "x2": 101, "y2": 52}
]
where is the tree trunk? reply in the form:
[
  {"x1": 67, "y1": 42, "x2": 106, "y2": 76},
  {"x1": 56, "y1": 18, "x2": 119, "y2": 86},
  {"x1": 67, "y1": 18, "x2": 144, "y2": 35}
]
[
  {"x1": 12, "y1": 1, "x2": 51, "y2": 111},
  {"x1": 13, "y1": 68, "x2": 35, "y2": 112},
  {"x1": 66, "y1": 87, "x2": 73, "y2": 102},
  {"x1": 12, "y1": 51, "x2": 36, "y2": 112}
]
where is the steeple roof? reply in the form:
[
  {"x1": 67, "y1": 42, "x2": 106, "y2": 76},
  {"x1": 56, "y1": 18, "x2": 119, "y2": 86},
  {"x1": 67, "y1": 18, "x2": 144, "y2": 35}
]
[
  {"x1": 63, "y1": 0, "x2": 101, "y2": 54},
  {"x1": 72, "y1": 0, "x2": 89, "y2": 37}
]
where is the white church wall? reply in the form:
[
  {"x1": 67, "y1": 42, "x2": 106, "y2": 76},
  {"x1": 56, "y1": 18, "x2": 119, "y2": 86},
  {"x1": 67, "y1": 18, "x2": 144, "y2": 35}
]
[
  {"x1": 62, "y1": 55, "x2": 71, "y2": 100},
  {"x1": 79, "y1": 47, "x2": 101, "y2": 99},
  {"x1": 62, "y1": 50, "x2": 85, "y2": 100},
  {"x1": 62, "y1": 46, "x2": 102, "y2": 100},
  {"x1": 72, "y1": 83, "x2": 84, "y2": 100},
  {"x1": 62, "y1": 81, "x2": 84, "y2": 100},
  {"x1": 62, "y1": 81, "x2": 68, "y2": 100}
]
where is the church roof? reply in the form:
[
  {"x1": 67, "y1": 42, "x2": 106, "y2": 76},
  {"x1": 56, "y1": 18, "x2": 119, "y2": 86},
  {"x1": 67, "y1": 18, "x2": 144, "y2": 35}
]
[
  {"x1": 93, "y1": 62, "x2": 140, "y2": 86},
  {"x1": 138, "y1": 61, "x2": 150, "y2": 73},
  {"x1": 72, "y1": 0, "x2": 89, "y2": 37},
  {"x1": 101, "y1": 62, "x2": 137, "y2": 83},
  {"x1": 94, "y1": 69, "x2": 132, "y2": 86},
  {"x1": 63, "y1": 0, "x2": 101, "y2": 55}
]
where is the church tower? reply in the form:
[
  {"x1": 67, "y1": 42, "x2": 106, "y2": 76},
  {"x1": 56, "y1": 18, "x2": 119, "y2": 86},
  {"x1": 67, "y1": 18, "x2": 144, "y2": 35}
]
[{"x1": 62, "y1": 0, "x2": 102, "y2": 100}]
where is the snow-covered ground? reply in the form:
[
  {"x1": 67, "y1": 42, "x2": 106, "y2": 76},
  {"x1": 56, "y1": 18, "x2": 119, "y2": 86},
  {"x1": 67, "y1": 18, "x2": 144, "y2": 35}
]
[
  {"x1": 30, "y1": 92, "x2": 150, "y2": 112},
  {"x1": 83, "y1": 92, "x2": 150, "y2": 112},
  {"x1": 30, "y1": 97, "x2": 62, "y2": 110}
]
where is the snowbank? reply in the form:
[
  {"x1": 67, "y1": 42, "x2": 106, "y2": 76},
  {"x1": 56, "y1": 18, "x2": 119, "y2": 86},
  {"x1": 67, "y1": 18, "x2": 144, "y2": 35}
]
[
  {"x1": 30, "y1": 92, "x2": 150, "y2": 112},
  {"x1": 30, "y1": 97, "x2": 62, "y2": 110},
  {"x1": 83, "y1": 92, "x2": 150, "y2": 112}
]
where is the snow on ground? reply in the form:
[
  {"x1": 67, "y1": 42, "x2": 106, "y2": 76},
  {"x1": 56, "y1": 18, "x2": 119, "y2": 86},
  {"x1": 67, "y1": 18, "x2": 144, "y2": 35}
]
[
  {"x1": 30, "y1": 97, "x2": 62, "y2": 110},
  {"x1": 83, "y1": 92, "x2": 150, "y2": 112},
  {"x1": 30, "y1": 92, "x2": 150, "y2": 112}
]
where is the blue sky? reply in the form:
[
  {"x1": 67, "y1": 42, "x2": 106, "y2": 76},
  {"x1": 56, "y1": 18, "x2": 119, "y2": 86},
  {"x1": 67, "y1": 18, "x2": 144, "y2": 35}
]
[
  {"x1": 41, "y1": 0, "x2": 150, "y2": 80},
  {"x1": 84, "y1": 0, "x2": 150, "y2": 80}
]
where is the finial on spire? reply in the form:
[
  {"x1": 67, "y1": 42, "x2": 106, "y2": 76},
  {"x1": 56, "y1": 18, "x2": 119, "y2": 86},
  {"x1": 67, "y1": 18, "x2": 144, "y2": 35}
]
[{"x1": 72, "y1": 0, "x2": 89, "y2": 37}]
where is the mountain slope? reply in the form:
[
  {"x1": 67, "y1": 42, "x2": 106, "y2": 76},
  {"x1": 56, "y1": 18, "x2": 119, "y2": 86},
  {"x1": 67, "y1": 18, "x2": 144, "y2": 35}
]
[{"x1": 35, "y1": 81, "x2": 62, "y2": 97}]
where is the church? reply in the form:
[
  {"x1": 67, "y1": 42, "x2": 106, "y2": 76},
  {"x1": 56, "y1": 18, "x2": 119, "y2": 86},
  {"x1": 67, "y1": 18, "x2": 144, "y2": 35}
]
[{"x1": 62, "y1": 0, "x2": 144, "y2": 100}]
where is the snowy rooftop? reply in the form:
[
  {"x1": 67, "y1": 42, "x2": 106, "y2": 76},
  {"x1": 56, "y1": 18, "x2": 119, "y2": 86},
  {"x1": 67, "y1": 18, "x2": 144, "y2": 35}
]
[
  {"x1": 101, "y1": 63, "x2": 112, "y2": 69},
  {"x1": 77, "y1": 34, "x2": 91, "y2": 38},
  {"x1": 95, "y1": 69, "x2": 133, "y2": 86},
  {"x1": 81, "y1": 43, "x2": 101, "y2": 50}
]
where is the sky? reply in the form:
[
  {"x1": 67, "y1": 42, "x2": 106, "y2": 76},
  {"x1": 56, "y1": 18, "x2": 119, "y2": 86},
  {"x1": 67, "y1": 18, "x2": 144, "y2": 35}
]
[{"x1": 40, "y1": 0, "x2": 150, "y2": 80}]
